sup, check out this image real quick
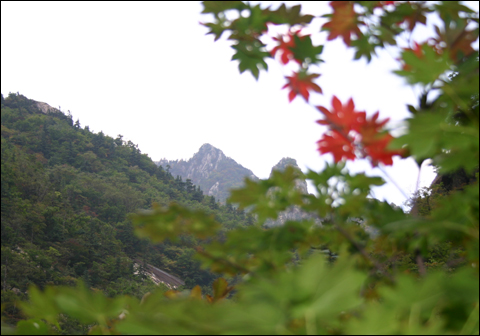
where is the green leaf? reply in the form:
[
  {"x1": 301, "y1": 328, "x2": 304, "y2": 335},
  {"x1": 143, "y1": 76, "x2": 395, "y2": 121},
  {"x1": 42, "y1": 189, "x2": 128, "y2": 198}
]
[
  {"x1": 391, "y1": 111, "x2": 448, "y2": 161},
  {"x1": 231, "y1": 40, "x2": 270, "y2": 80},
  {"x1": 290, "y1": 35, "x2": 324, "y2": 65},
  {"x1": 392, "y1": 109, "x2": 479, "y2": 172},
  {"x1": 350, "y1": 33, "x2": 379, "y2": 63},
  {"x1": 20, "y1": 286, "x2": 61, "y2": 329},
  {"x1": 394, "y1": 44, "x2": 452, "y2": 85},
  {"x1": 240, "y1": 255, "x2": 366, "y2": 321},
  {"x1": 228, "y1": 4, "x2": 269, "y2": 39},
  {"x1": 201, "y1": 1, "x2": 247, "y2": 16},
  {"x1": 345, "y1": 272, "x2": 447, "y2": 335},
  {"x1": 15, "y1": 319, "x2": 49, "y2": 335},
  {"x1": 229, "y1": 165, "x2": 305, "y2": 224},
  {"x1": 202, "y1": 21, "x2": 229, "y2": 41},
  {"x1": 198, "y1": 220, "x2": 323, "y2": 275},
  {"x1": 131, "y1": 202, "x2": 220, "y2": 243},
  {"x1": 54, "y1": 281, "x2": 126, "y2": 325},
  {"x1": 263, "y1": 4, "x2": 314, "y2": 26}
]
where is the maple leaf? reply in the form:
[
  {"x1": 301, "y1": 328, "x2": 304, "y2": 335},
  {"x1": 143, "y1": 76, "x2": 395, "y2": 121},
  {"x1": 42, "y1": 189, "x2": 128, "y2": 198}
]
[
  {"x1": 322, "y1": 1, "x2": 363, "y2": 46},
  {"x1": 231, "y1": 39, "x2": 270, "y2": 80},
  {"x1": 317, "y1": 129, "x2": 356, "y2": 163},
  {"x1": 395, "y1": 43, "x2": 451, "y2": 85},
  {"x1": 431, "y1": 23, "x2": 478, "y2": 63},
  {"x1": 358, "y1": 111, "x2": 390, "y2": 143},
  {"x1": 399, "y1": 42, "x2": 423, "y2": 71},
  {"x1": 271, "y1": 31, "x2": 324, "y2": 66},
  {"x1": 270, "y1": 32, "x2": 299, "y2": 65},
  {"x1": 316, "y1": 96, "x2": 366, "y2": 133},
  {"x1": 362, "y1": 133, "x2": 404, "y2": 167},
  {"x1": 201, "y1": 1, "x2": 247, "y2": 16},
  {"x1": 315, "y1": 96, "x2": 404, "y2": 166},
  {"x1": 282, "y1": 71, "x2": 322, "y2": 102},
  {"x1": 393, "y1": 2, "x2": 429, "y2": 31},
  {"x1": 357, "y1": 112, "x2": 405, "y2": 166},
  {"x1": 290, "y1": 34, "x2": 324, "y2": 65},
  {"x1": 263, "y1": 4, "x2": 314, "y2": 26}
]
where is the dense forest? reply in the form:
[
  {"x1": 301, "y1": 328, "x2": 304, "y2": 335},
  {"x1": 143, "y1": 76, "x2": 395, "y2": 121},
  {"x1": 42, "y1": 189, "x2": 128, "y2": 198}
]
[{"x1": 0, "y1": 93, "x2": 254, "y2": 330}]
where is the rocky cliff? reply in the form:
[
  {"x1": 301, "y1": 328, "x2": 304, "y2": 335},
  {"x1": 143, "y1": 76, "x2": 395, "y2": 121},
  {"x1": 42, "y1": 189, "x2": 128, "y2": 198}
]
[
  {"x1": 264, "y1": 158, "x2": 322, "y2": 227},
  {"x1": 157, "y1": 147, "x2": 322, "y2": 226},
  {"x1": 157, "y1": 144, "x2": 257, "y2": 203}
]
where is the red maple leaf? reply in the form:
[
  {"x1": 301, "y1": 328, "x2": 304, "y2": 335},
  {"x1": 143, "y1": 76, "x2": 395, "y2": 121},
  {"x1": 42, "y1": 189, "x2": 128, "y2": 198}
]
[
  {"x1": 357, "y1": 112, "x2": 406, "y2": 166},
  {"x1": 271, "y1": 31, "x2": 302, "y2": 65},
  {"x1": 316, "y1": 96, "x2": 366, "y2": 133},
  {"x1": 283, "y1": 71, "x2": 322, "y2": 102},
  {"x1": 322, "y1": 1, "x2": 363, "y2": 46},
  {"x1": 317, "y1": 129, "x2": 356, "y2": 163},
  {"x1": 315, "y1": 96, "x2": 404, "y2": 166},
  {"x1": 362, "y1": 133, "x2": 404, "y2": 167},
  {"x1": 357, "y1": 111, "x2": 389, "y2": 143}
]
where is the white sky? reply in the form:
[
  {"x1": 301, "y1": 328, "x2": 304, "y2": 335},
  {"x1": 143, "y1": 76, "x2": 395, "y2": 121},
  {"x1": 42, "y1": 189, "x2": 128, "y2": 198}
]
[{"x1": 2, "y1": 1, "x2": 478, "y2": 207}]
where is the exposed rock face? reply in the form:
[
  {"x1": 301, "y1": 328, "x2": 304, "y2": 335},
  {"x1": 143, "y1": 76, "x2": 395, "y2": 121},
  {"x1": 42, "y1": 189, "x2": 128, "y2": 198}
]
[
  {"x1": 133, "y1": 259, "x2": 184, "y2": 289},
  {"x1": 264, "y1": 158, "x2": 322, "y2": 227},
  {"x1": 157, "y1": 144, "x2": 257, "y2": 203},
  {"x1": 35, "y1": 101, "x2": 57, "y2": 114},
  {"x1": 270, "y1": 157, "x2": 308, "y2": 194}
]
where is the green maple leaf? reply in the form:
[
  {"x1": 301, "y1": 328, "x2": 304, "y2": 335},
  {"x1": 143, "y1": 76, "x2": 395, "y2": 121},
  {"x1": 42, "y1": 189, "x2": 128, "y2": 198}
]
[
  {"x1": 394, "y1": 44, "x2": 452, "y2": 85},
  {"x1": 228, "y1": 5, "x2": 269, "y2": 41},
  {"x1": 350, "y1": 33, "x2": 379, "y2": 62},
  {"x1": 264, "y1": 4, "x2": 314, "y2": 26},
  {"x1": 231, "y1": 40, "x2": 270, "y2": 80},
  {"x1": 202, "y1": 21, "x2": 229, "y2": 41},
  {"x1": 201, "y1": 1, "x2": 247, "y2": 16},
  {"x1": 290, "y1": 34, "x2": 324, "y2": 65}
]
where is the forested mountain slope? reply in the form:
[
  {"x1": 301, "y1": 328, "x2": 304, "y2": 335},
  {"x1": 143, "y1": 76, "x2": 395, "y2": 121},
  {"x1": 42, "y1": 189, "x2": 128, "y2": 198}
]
[{"x1": 0, "y1": 93, "x2": 254, "y2": 327}]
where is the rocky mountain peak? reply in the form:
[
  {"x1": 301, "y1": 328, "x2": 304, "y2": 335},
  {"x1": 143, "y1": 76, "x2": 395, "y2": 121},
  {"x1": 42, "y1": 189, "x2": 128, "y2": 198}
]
[
  {"x1": 270, "y1": 157, "x2": 299, "y2": 174},
  {"x1": 156, "y1": 144, "x2": 256, "y2": 203},
  {"x1": 191, "y1": 143, "x2": 227, "y2": 177},
  {"x1": 198, "y1": 143, "x2": 218, "y2": 153},
  {"x1": 270, "y1": 157, "x2": 308, "y2": 195}
]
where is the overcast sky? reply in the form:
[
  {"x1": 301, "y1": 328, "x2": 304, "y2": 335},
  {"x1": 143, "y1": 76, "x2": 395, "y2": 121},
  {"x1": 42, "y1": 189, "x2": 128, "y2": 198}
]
[{"x1": 2, "y1": 1, "x2": 478, "y2": 207}]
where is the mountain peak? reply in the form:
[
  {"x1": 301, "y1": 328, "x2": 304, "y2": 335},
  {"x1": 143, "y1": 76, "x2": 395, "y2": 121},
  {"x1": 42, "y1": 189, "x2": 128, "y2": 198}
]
[
  {"x1": 271, "y1": 157, "x2": 299, "y2": 175},
  {"x1": 270, "y1": 157, "x2": 307, "y2": 195},
  {"x1": 156, "y1": 144, "x2": 256, "y2": 202},
  {"x1": 199, "y1": 143, "x2": 217, "y2": 151}
]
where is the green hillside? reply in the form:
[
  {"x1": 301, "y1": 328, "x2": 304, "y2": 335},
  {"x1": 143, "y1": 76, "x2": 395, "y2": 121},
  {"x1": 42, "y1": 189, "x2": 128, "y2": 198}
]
[{"x1": 0, "y1": 93, "x2": 254, "y2": 329}]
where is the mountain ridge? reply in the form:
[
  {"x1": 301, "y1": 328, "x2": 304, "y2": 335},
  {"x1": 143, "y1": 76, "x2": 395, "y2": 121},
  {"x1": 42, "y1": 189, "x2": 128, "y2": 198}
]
[{"x1": 156, "y1": 143, "x2": 258, "y2": 203}]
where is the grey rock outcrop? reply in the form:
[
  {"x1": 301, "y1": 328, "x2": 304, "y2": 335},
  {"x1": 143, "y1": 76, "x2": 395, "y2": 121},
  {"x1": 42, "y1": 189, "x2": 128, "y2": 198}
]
[
  {"x1": 264, "y1": 158, "x2": 322, "y2": 227},
  {"x1": 157, "y1": 144, "x2": 257, "y2": 203},
  {"x1": 35, "y1": 101, "x2": 57, "y2": 114}
]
